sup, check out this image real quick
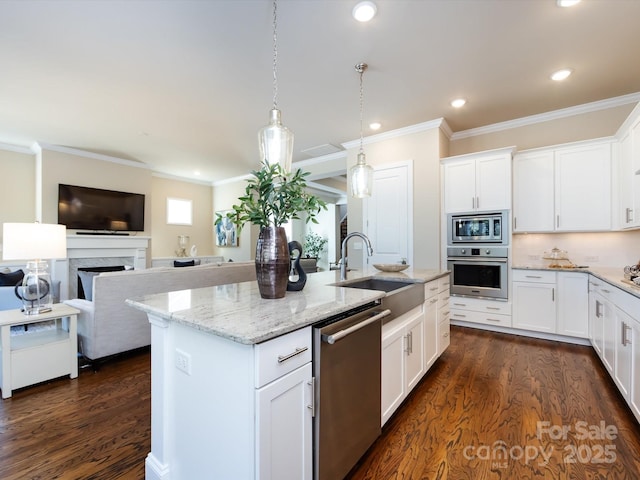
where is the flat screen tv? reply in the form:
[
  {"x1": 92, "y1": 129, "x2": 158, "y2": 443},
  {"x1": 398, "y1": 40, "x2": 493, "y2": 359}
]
[{"x1": 58, "y1": 184, "x2": 145, "y2": 232}]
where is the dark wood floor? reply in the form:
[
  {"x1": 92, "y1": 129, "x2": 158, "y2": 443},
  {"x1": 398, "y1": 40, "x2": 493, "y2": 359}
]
[
  {"x1": 348, "y1": 326, "x2": 640, "y2": 480},
  {"x1": 1, "y1": 327, "x2": 639, "y2": 479}
]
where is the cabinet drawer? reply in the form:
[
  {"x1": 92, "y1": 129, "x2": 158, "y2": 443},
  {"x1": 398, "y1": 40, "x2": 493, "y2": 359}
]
[
  {"x1": 512, "y1": 270, "x2": 556, "y2": 283},
  {"x1": 425, "y1": 280, "x2": 439, "y2": 299},
  {"x1": 450, "y1": 309, "x2": 512, "y2": 328},
  {"x1": 438, "y1": 290, "x2": 450, "y2": 306},
  {"x1": 449, "y1": 297, "x2": 511, "y2": 315},
  {"x1": 438, "y1": 275, "x2": 451, "y2": 294},
  {"x1": 438, "y1": 319, "x2": 450, "y2": 353},
  {"x1": 255, "y1": 327, "x2": 311, "y2": 388}
]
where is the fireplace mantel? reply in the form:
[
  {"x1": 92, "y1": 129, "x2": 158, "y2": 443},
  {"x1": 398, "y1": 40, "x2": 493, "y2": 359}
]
[{"x1": 54, "y1": 235, "x2": 151, "y2": 301}]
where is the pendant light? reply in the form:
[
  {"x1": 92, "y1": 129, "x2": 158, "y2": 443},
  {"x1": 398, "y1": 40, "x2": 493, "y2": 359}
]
[
  {"x1": 258, "y1": 0, "x2": 293, "y2": 172},
  {"x1": 350, "y1": 62, "x2": 374, "y2": 198}
]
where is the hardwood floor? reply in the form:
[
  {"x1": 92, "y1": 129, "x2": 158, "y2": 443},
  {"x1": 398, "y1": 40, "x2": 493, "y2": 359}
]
[
  {"x1": 1, "y1": 327, "x2": 639, "y2": 479},
  {"x1": 0, "y1": 350, "x2": 150, "y2": 479},
  {"x1": 348, "y1": 326, "x2": 640, "y2": 480}
]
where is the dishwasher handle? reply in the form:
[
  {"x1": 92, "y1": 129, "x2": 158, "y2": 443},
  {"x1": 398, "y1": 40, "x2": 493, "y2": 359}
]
[{"x1": 322, "y1": 309, "x2": 391, "y2": 345}]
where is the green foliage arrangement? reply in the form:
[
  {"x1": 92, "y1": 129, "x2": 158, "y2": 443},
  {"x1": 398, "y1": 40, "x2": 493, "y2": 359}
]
[
  {"x1": 304, "y1": 231, "x2": 328, "y2": 259},
  {"x1": 215, "y1": 161, "x2": 327, "y2": 232}
]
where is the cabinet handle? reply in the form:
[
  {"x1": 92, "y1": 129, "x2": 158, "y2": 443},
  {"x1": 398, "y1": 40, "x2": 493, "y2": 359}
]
[
  {"x1": 453, "y1": 313, "x2": 467, "y2": 318},
  {"x1": 442, "y1": 310, "x2": 450, "y2": 316},
  {"x1": 552, "y1": 288, "x2": 555, "y2": 302},
  {"x1": 486, "y1": 318, "x2": 502, "y2": 323},
  {"x1": 622, "y1": 322, "x2": 632, "y2": 346},
  {"x1": 514, "y1": 217, "x2": 517, "y2": 230},
  {"x1": 443, "y1": 332, "x2": 449, "y2": 338},
  {"x1": 486, "y1": 306, "x2": 500, "y2": 311},
  {"x1": 472, "y1": 197, "x2": 475, "y2": 209},
  {"x1": 277, "y1": 346, "x2": 308, "y2": 363},
  {"x1": 453, "y1": 302, "x2": 467, "y2": 307},
  {"x1": 595, "y1": 300, "x2": 601, "y2": 318},
  {"x1": 476, "y1": 196, "x2": 480, "y2": 209},
  {"x1": 602, "y1": 289, "x2": 611, "y2": 294},
  {"x1": 557, "y1": 215, "x2": 560, "y2": 228},
  {"x1": 525, "y1": 275, "x2": 542, "y2": 279},
  {"x1": 430, "y1": 298, "x2": 438, "y2": 305},
  {"x1": 405, "y1": 331, "x2": 413, "y2": 355},
  {"x1": 307, "y1": 378, "x2": 315, "y2": 417}
]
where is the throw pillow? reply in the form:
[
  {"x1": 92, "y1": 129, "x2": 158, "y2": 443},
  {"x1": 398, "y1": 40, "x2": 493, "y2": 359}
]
[
  {"x1": 0, "y1": 269, "x2": 24, "y2": 286},
  {"x1": 77, "y1": 270, "x2": 100, "y2": 301}
]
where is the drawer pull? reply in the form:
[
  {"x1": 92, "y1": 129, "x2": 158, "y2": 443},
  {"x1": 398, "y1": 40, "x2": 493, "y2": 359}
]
[
  {"x1": 486, "y1": 318, "x2": 502, "y2": 323},
  {"x1": 453, "y1": 302, "x2": 467, "y2": 307},
  {"x1": 430, "y1": 298, "x2": 438, "y2": 305},
  {"x1": 277, "y1": 346, "x2": 308, "y2": 363},
  {"x1": 486, "y1": 306, "x2": 500, "y2": 311},
  {"x1": 525, "y1": 275, "x2": 542, "y2": 279},
  {"x1": 453, "y1": 313, "x2": 467, "y2": 318}
]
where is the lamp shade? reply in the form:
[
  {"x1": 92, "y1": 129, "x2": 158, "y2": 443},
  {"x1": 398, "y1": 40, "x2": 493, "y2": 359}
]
[
  {"x1": 258, "y1": 108, "x2": 294, "y2": 172},
  {"x1": 2, "y1": 223, "x2": 67, "y2": 260},
  {"x1": 350, "y1": 152, "x2": 374, "y2": 198}
]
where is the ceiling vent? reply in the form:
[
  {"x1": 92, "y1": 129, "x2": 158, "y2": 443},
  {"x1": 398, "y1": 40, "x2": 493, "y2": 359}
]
[{"x1": 301, "y1": 143, "x2": 344, "y2": 158}]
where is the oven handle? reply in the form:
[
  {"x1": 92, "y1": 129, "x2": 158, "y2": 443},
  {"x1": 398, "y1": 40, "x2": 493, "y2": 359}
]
[
  {"x1": 322, "y1": 309, "x2": 391, "y2": 345},
  {"x1": 447, "y1": 256, "x2": 508, "y2": 263}
]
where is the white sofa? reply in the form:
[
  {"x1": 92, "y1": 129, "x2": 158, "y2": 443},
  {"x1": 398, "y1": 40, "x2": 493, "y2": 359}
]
[{"x1": 64, "y1": 261, "x2": 256, "y2": 361}]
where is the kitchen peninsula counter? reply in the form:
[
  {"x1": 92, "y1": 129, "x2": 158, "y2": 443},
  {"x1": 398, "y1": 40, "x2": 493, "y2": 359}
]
[{"x1": 126, "y1": 268, "x2": 448, "y2": 345}]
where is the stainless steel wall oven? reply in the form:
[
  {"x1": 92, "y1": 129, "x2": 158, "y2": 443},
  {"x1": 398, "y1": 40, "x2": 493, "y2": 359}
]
[{"x1": 447, "y1": 246, "x2": 509, "y2": 300}]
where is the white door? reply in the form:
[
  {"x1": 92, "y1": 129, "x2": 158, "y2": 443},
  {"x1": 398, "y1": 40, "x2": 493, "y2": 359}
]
[{"x1": 366, "y1": 163, "x2": 412, "y2": 266}]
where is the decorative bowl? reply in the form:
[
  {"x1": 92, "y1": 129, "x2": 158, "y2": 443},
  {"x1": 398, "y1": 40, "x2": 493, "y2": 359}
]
[{"x1": 373, "y1": 263, "x2": 410, "y2": 273}]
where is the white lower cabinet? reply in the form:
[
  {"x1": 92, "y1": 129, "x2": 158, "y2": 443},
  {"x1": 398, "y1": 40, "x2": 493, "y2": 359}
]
[
  {"x1": 449, "y1": 296, "x2": 512, "y2": 328},
  {"x1": 381, "y1": 304, "x2": 425, "y2": 426},
  {"x1": 437, "y1": 276, "x2": 451, "y2": 355},
  {"x1": 512, "y1": 270, "x2": 588, "y2": 338},
  {"x1": 588, "y1": 276, "x2": 640, "y2": 423},
  {"x1": 256, "y1": 363, "x2": 313, "y2": 480}
]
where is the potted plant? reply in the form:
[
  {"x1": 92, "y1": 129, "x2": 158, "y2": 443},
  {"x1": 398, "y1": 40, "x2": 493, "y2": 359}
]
[
  {"x1": 303, "y1": 231, "x2": 328, "y2": 261},
  {"x1": 215, "y1": 161, "x2": 326, "y2": 299}
]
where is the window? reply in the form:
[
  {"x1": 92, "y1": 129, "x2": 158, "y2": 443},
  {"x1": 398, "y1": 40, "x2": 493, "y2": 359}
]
[{"x1": 167, "y1": 198, "x2": 192, "y2": 225}]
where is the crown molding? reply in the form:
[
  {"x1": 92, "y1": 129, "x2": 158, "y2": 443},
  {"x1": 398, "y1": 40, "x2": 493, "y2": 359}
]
[
  {"x1": 35, "y1": 142, "x2": 151, "y2": 170},
  {"x1": 0, "y1": 142, "x2": 33, "y2": 154},
  {"x1": 451, "y1": 92, "x2": 640, "y2": 140},
  {"x1": 151, "y1": 171, "x2": 214, "y2": 187},
  {"x1": 342, "y1": 118, "x2": 446, "y2": 150}
]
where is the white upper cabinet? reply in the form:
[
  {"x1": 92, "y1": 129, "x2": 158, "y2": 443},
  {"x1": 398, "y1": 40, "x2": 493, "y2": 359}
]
[
  {"x1": 442, "y1": 147, "x2": 514, "y2": 214},
  {"x1": 513, "y1": 150, "x2": 555, "y2": 232},
  {"x1": 513, "y1": 139, "x2": 613, "y2": 233},
  {"x1": 617, "y1": 104, "x2": 640, "y2": 229}
]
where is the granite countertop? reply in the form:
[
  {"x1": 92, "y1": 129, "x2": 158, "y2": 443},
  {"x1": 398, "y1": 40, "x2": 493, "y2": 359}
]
[
  {"x1": 126, "y1": 268, "x2": 449, "y2": 345},
  {"x1": 512, "y1": 264, "x2": 640, "y2": 299}
]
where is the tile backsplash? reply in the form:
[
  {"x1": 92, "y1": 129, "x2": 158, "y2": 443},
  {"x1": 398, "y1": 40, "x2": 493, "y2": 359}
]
[{"x1": 512, "y1": 230, "x2": 640, "y2": 269}]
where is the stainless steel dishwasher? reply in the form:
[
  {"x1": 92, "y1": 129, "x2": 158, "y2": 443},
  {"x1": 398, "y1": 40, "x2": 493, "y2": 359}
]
[{"x1": 312, "y1": 301, "x2": 391, "y2": 480}]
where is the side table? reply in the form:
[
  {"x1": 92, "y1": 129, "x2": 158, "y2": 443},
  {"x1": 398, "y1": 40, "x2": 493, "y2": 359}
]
[{"x1": 0, "y1": 303, "x2": 79, "y2": 399}]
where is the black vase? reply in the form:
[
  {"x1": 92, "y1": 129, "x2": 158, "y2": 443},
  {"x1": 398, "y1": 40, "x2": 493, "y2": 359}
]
[{"x1": 255, "y1": 226, "x2": 290, "y2": 299}]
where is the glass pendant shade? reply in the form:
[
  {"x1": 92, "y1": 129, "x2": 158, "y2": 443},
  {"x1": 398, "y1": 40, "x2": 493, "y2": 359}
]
[
  {"x1": 350, "y1": 152, "x2": 374, "y2": 198},
  {"x1": 259, "y1": 108, "x2": 294, "y2": 172}
]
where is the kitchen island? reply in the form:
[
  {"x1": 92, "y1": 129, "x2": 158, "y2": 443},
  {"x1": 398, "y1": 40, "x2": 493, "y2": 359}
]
[{"x1": 126, "y1": 268, "x2": 448, "y2": 480}]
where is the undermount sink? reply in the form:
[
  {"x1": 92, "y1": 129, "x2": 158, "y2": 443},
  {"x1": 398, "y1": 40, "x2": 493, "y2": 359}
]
[{"x1": 338, "y1": 278, "x2": 415, "y2": 293}]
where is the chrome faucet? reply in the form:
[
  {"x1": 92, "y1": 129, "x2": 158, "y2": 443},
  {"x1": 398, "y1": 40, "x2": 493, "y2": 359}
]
[{"x1": 340, "y1": 232, "x2": 374, "y2": 280}]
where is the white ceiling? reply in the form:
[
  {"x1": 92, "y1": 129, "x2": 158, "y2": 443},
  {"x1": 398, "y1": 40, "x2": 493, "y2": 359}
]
[{"x1": 1, "y1": 0, "x2": 640, "y2": 184}]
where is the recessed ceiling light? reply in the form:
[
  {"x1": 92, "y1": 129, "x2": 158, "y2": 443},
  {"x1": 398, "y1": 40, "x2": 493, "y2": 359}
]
[
  {"x1": 551, "y1": 68, "x2": 573, "y2": 81},
  {"x1": 557, "y1": 0, "x2": 581, "y2": 7},
  {"x1": 369, "y1": 122, "x2": 381, "y2": 130},
  {"x1": 194, "y1": 170, "x2": 201, "y2": 176},
  {"x1": 451, "y1": 98, "x2": 466, "y2": 108},
  {"x1": 353, "y1": 1, "x2": 377, "y2": 22}
]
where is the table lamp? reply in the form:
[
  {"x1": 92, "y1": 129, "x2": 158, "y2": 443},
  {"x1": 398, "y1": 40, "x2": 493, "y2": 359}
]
[{"x1": 1, "y1": 223, "x2": 67, "y2": 315}]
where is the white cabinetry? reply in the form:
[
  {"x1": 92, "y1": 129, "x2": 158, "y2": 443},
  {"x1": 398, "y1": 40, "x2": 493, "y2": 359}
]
[
  {"x1": 424, "y1": 279, "x2": 440, "y2": 368},
  {"x1": 255, "y1": 328, "x2": 313, "y2": 480},
  {"x1": 512, "y1": 270, "x2": 556, "y2": 333},
  {"x1": 145, "y1": 319, "x2": 312, "y2": 480},
  {"x1": 588, "y1": 277, "x2": 640, "y2": 423},
  {"x1": 449, "y1": 296, "x2": 512, "y2": 328},
  {"x1": 556, "y1": 272, "x2": 589, "y2": 338},
  {"x1": 616, "y1": 104, "x2": 640, "y2": 229},
  {"x1": 437, "y1": 275, "x2": 451, "y2": 355},
  {"x1": 513, "y1": 140, "x2": 613, "y2": 232},
  {"x1": 381, "y1": 304, "x2": 425, "y2": 426},
  {"x1": 442, "y1": 147, "x2": 514, "y2": 213},
  {"x1": 512, "y1": 270, "x2": 588, "y2": 338}
]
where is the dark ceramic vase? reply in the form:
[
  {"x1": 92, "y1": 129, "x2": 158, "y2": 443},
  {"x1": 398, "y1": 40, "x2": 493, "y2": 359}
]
[{"x1": 255, "y1": 226, "x2": 290, "y2": 299}]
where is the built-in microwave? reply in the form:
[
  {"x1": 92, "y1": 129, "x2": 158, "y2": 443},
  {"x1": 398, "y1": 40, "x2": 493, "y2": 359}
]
[{"x1": 447, "y1": 210, "x2": 509, "y2": 245}]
